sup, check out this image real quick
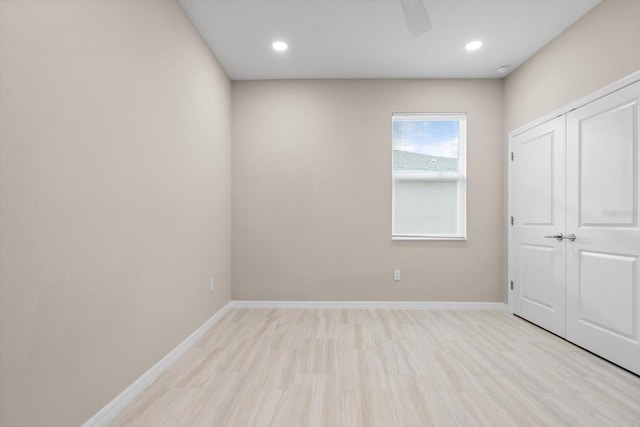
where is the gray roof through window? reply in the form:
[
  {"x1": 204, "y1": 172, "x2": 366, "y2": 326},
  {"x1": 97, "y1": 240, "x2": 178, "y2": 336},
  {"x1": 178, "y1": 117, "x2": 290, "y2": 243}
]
[{"x1": 393, "y1": 150, "x2": 457, "y2": 172}]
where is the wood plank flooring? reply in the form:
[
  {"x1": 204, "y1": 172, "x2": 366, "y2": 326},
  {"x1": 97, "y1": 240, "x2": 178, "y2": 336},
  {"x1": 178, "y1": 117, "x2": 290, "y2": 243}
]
[{"x1": 109, "y1": 308, "x2": 640, "y2": 426}]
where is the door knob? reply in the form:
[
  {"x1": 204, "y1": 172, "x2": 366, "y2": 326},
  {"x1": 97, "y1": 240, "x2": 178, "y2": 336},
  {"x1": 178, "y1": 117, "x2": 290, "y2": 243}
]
[
  {"x1": 565, "y1": 233, "x2": 577, "y2": 241},
  {"x1": 544, "y1": 233, "x2": 564, "y2": 241}
]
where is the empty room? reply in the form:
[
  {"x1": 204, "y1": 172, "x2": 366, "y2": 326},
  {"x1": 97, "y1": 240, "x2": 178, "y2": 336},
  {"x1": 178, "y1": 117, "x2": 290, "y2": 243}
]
[{"x1": 2, "y1": 0, "x2": 640, "y2": 425}]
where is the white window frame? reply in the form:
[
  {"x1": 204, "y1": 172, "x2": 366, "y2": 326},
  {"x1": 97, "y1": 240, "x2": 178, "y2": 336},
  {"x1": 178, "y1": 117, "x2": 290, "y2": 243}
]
[{"x1": 392, "y1": 113, "x2": 467, "y2": 240}]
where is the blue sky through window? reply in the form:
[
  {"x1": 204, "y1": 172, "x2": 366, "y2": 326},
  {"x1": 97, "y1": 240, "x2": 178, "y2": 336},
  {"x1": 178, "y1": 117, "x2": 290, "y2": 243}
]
[{"x1": 393, "y1": 120, "x2": 459, "y2": 158}]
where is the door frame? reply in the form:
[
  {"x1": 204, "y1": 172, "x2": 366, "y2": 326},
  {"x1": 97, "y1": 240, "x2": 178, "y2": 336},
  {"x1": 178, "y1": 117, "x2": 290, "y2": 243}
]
[{"x1": 507, "y1": 69, "x2": 640, "y2": 314}]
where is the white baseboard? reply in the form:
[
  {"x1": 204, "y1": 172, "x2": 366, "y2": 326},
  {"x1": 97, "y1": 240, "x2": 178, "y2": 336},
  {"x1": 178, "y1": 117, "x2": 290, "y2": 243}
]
[
  {"x1": 83, "y1": 298, "x2": 505, "y2": 426},
  {"x1": 82, "y1": 301, "x2": 233, "y2": 427},
  {"x1": 229, "y1": 300, "x2": 507, "y2": 311}
]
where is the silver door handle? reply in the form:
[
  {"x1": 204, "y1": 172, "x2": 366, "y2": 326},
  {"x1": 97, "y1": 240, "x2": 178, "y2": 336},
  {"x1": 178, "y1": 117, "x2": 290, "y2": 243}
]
[
  {"x1": 565, "y1": 233, "x2": 577, "y2": 241},
  {"x1": 544, "y1": 233, "x2": 564, "y2": 241}
]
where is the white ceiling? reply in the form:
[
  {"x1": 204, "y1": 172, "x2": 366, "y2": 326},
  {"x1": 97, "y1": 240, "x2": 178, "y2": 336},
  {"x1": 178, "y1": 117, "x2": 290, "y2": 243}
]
[{"x1": 178, "y1": 0, "x2": 600, "y2": 80}]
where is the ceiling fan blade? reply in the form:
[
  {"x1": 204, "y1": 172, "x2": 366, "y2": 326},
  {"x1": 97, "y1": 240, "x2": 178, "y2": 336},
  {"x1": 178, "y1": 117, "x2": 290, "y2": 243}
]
[{"x1": 400, "y1": 0, "x2": 432, "y2": 36}]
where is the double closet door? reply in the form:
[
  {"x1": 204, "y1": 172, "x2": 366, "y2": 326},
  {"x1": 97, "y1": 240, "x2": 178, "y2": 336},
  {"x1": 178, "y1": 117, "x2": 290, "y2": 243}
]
[{"x1": 511, "y1": 81, "x2": 640, "y2": 375}]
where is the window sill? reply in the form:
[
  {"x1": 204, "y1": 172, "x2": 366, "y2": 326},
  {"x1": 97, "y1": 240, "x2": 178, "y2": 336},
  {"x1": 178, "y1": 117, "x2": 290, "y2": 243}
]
[{"x1": 392, "y1": 236, "x2": 467, "y2": 241}]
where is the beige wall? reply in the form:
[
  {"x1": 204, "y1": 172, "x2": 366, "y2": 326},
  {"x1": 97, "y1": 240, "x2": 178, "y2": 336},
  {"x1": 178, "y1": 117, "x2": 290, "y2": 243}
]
[
  {"x1": 0, "y1": 1, "x2": 231, "y2": 425},
  {"x1": 505, "y1": 0, "x2": 640, "y2": 132},
  {"x1": 232, "y1": 79, "x2": 504, "y2": 302}
]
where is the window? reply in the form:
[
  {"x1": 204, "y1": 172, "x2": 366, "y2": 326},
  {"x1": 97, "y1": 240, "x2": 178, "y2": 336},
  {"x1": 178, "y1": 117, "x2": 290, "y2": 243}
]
[{"x1": 392, "y1": 113, "x2": 467, "y2": 240}]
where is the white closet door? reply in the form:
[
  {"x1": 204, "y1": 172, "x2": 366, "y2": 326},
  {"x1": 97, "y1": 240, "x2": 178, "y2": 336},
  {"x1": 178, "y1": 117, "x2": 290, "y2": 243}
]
[
  {"x1": 512, "y1": 116, "x2": 567, "y2": 337},
  {"x1": 566, "y1": 81, "x2": 640, "y2": 375}
]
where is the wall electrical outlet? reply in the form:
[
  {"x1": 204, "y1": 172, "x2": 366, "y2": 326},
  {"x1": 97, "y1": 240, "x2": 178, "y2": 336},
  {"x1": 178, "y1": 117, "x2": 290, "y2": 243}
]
[
  {"x1": 393, "y1": 269, "x2": 401, "y2": 281},
  {"x1": 209, "y1": 277, "x2": 215, "y2": 292}
]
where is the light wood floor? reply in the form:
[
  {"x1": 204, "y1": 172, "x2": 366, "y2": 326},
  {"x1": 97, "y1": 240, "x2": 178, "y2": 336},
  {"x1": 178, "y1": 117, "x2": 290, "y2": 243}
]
[{"x1": 109, "y1": 308, "x2": 640, "y2": 426}]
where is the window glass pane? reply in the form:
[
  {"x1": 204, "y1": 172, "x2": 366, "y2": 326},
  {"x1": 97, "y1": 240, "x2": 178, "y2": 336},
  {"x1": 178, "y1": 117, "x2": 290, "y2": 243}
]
[
  {"x1": 394, "y1": 181, "x2": 458, "y2": 235},
  {"x1": 392, "y1": 119, "x2": 459, "y2": 173}
]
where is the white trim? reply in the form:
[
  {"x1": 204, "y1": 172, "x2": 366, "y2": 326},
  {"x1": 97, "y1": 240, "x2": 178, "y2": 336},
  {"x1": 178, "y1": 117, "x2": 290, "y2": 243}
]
[
  {"x1": 509, "y1": 69, "x2": 640, "y2": 138},
  {"x1": 82, "y1": 302, "x2": 233, "y2": 427},
  {"x1": 392, "y1": 112, "x2": 466, "y2": 121},
  {"x1": 392, "y1": 113, "x2": 467, "y2": 240},
  {"x1": 392, "y1": 236, "x2": 467, "y2": 241},
  {"x1": 228, "y1": 300, "x2": 507, "y2": 311},
  {"x1": 507, "y1": 136, "x2": 514, "y2": 314}
]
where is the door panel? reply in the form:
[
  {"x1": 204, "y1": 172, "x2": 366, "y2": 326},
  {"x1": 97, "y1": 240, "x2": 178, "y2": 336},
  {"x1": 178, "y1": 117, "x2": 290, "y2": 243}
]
[
  {"x1": 512, "y1": 116, "x2": 566, "y2": 336},
  {"x1": 520, "y1": 134, "x2": 555, "y2": 226},
  {"x1": 566, "y1": 81, "x2": 640, "y2": 375},
  {"x1": 521, "y1": 244, "x2": 556, "y2": 309},
  {"x1": 578, "y1": 251, "x2": 637, "y2": 339},
  {"x1": 579, "y1": 100, "x2": 637, "y2": 227}
]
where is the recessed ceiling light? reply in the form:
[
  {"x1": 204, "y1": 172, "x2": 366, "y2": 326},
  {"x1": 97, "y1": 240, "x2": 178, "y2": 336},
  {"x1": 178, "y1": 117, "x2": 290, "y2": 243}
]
[
  {"x1": 465, "y1": 40, "x2": 483, "y2": 51},
  {"x1": 272, "y1": 41, "x2": 288, "y2": 52},
  {"x1": 496, "y1": 65, "x2": 511, "y2": 74}
]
